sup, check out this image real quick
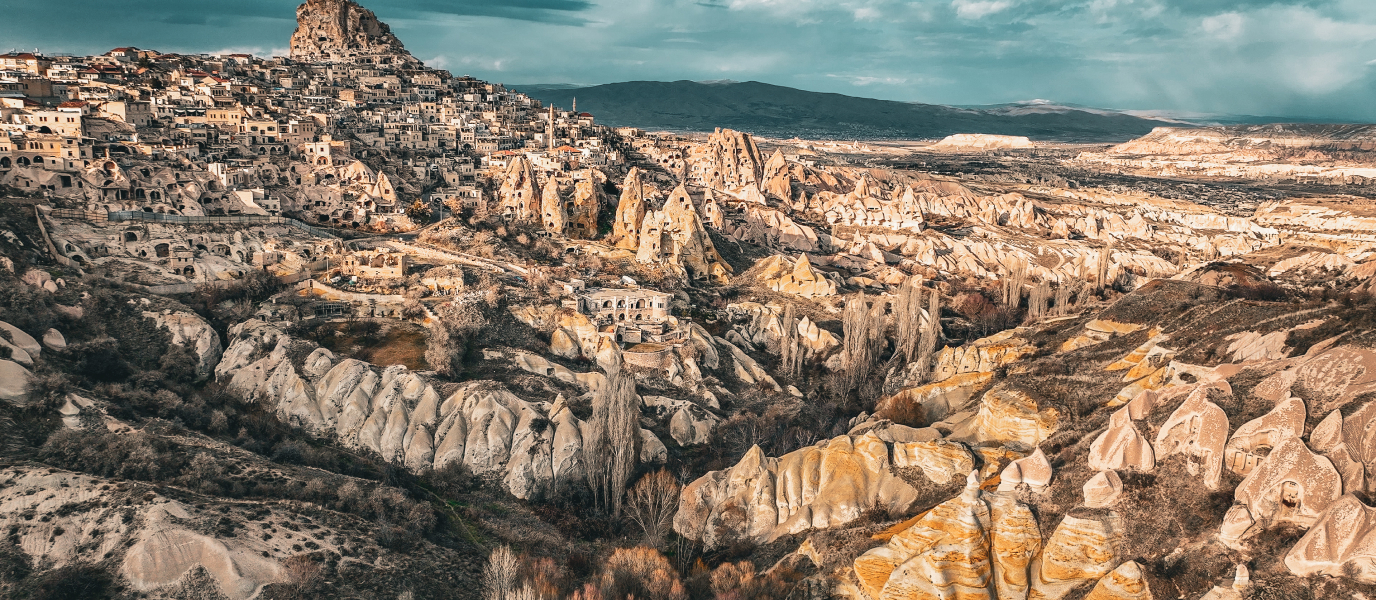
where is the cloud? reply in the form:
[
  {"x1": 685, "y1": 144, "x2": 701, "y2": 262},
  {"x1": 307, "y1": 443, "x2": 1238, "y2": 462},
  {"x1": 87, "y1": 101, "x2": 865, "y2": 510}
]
[
  {"x1": 952, "y1": 0, "x2": 1015, "y2": 19},
  {"x1": 2, "y1": 0, "x2": 1374, "y2": 120}
]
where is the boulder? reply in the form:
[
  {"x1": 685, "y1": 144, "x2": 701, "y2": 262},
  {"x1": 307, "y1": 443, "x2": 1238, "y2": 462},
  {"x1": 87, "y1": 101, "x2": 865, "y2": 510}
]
[
  {"x1": 41, "y1": 328, "x2": 65, "y2": 351},
  {"x1": 1083, "y1": 561, "x2": 1152, "y2": 600},
  {"x1": 1030, "y1": 513, "x2": 1125, "y2": 600},
  {"x1": 1284, "y1": 494, "x2": 1376, "y2": 583},
  {"x1": 1154, "y1": 383, "x2": 1230, "y2": 489},
  {"x1": 1088, "y1": 407, "x2": 1155, "y2": 473},
  {"x1": 0, "y1": 321, "x2": 40, "y2": 359},
  {"x1": 1083, "y1": 471, "x2": 1124, "y2": 508},
  {"x1": 0, "y1": 360, "x2": 33, "y2": 403},
  {"x1": 997, "y1": 448, "x2": 1053, "y2": 492}
]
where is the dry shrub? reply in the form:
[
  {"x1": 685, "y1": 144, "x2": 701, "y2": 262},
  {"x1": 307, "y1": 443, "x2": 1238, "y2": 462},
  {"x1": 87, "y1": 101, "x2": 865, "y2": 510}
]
[
  {"x1": 483, "y1": 545, "x2": 521, "y2": 600},
  {"x1": 708, "y1": 561, "x2": 793, "y2": 600},
  {"x1": 598, "y1": 546, "x2": 686, "y2": 600},
  {"x1": 282, "y1": 554, "x2": 321, "y2": 598}
]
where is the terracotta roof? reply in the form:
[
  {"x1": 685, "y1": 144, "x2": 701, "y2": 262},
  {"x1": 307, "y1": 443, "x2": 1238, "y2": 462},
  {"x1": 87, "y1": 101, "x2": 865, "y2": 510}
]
[{"x1": 57, "y1": 101, "x2": 87, "y2": 108}]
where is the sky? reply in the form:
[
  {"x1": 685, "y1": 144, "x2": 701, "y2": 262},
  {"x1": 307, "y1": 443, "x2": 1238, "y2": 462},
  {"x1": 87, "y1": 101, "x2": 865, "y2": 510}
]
[{"x1": 4, "y1": 0, "x2": 1376, "y2": 120}]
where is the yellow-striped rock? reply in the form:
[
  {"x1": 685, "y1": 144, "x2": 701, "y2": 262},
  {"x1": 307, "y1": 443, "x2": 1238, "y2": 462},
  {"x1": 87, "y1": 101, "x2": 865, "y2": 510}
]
[{"x1": 1084, "y1": 561, "x2": 1152, "y2": 600}]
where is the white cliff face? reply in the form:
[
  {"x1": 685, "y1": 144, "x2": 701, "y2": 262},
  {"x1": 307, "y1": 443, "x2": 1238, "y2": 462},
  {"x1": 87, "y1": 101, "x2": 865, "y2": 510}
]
[{"x1": 216, "y1": 319, "x2": 665, "y2": 499}]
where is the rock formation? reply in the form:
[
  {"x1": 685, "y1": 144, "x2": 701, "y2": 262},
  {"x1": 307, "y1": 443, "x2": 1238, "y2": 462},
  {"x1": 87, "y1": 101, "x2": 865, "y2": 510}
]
[
  {"x1": 613, "y1": 168, "x2": 647, "y2": 248},
  {"x1": 1285, "y1": 494, "x2": 1376, "y2": 583},
  {"x1": 674, "y1": 433, "x2": 922, "y2": 547},
  {"x1": 289, "y1": 0, "x2": 418, "y2": 64},
  {"x1": 1089, "y1": 407, "x2": 1156, "y2": 472},
  {"x1": 636, "y1": 184, "x2": 732, "y2": 283},
  {"x1": 540, "y1": 176, "x2": 566, "y2": 235},
  {"x1": 568, "y1": 174, "x2": 602, "y2": 239},
  {"x1": 145, "y1": 310, "x2": 222, "y2": 381},
  {"x1": 1223, "y1": 394, "x2": 1305, "y2": 476},
  {"x1": 1153, "y1": 383, "x2": 1230, "y2": 489},
  {"x1": 852, "y1": 472, "x2": 1047, "y2": 600},
  {"x1": 216, "y1": 319, "x2": 666, "y2": 499},
  {"x1": 1083, "y1": 561, "x2": 1152, "y2": 600},
  {"x1": 1083, "y1": 471, "x2": 1124, "y2": 508},
  {"x1": 499, "y1": 155, "x2": 541, "y2": 223},
  {"x1": 756, "y1": 254, "x2": 836, "y2": 298},
  {"x1": 1220, "y1": 436, "x2": 1341, "y2": 546}
]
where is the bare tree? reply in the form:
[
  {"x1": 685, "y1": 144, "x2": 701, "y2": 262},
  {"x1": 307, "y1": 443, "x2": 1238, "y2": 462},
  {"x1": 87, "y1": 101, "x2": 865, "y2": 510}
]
[
  {"x1": 1026, "y1": 279, "x2": 1051, "y2": 323},
  {"x1": 1001, "y1": 258, "x2": 1027, "y2": 309},
  {"x1": 624, "y1": 469, "x2": 681, "y2": 547},
  {"x1": 1096, "y1": 244, "x2": 1114, "y2": 293},
  {"x1": 915, "y1": 287, "x2": 941, "y2": 382},
  {"x1": 1053, "y1": 281, "x2": 1072, "y2": 317},
  {"x1": 893, "y1": 277, "x2": 925, "y2": 364},
  {"x1": 779, "y1": 303, "x2": 803, "y2": 378},
  {"x1": 840, "y1": 294, "x2": 885, "y2": 395},
  {"x1": 483, "y1": 545, "x2": 521, "y2": 600},
  {"x1": 585, "y1": 352, "x2": 641, "y2": 518}
]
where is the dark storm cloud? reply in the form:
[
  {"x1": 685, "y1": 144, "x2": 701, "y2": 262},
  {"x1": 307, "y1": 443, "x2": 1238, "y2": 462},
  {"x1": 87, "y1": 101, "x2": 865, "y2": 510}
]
[{"x1": 1, "y1": 0, "x2": 1373, "y2": 120}]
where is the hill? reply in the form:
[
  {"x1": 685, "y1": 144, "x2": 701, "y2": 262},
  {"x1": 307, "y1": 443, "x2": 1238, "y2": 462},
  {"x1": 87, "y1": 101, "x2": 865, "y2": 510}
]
[{"x1": 515, "y1": 80, "x2": 1178, "y2": 142}]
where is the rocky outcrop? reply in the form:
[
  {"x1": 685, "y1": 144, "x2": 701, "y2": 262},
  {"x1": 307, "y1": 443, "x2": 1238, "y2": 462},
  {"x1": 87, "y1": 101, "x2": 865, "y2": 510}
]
[
  {"x1": 852, "y1": 474, "x2": 1044, "y2": 600},
  {"x1": 757, "y1": 254, "x2": 836, "y2": 298},
  {"x1": 1220, "y1": 436, "x2": 1341, "y2": 546},
  {"x1": 1084, "y1": 561, "x2": 1152, "y2": 600},
  {"x1": 498, "y1": 155, "x2": 541, "y2": 223},
  {"x1": 643, "y1": 395, "x2": 719, "y2": 446},
  {"x1": 690, "y1": 128, "x2": 764, "y2": 191},
  {"x1": 1154, "y1": 383, "x2": 1230, "y2": 489},
  {"x1": 931, "y1": 330, "x2": 1036, "y2": 384},
  {"x1": 0, "y1": 359, "x2": 33, "y2": 403},
  {"x1": 568, "y1": 175, "x2": 602, "y2": 240},
  {"x1": 636, "y1": 184, "x2": 733, "y2": 283},
  {"x1": 0, "y1": 320, "x2": 39, "y2": 367},
  {"x1": 1285, "y1": 494, "x2": 1376, "y2": 583},
  {"x1": 1223, "y1": 394, "x2": 1305, "y2": 476},
  {"x1": 1030, "y1": 513, "x2": 1125, "y2": 600},
  {"x1": 146, "y1": 310, "x2": 222, "y2": 381},
  {"x1": 932, "y1": 134, "x2": 1034, "y2": 151},
  {"x1": 0, "y1": 468, "x2": 286, "y2": 600},
  {"x1": 945, "y1": 387, "x2": 1059, "y2": 448},
  {"x1": 289, "y1": 0, "x2": 418, "y2": 64},
  {"x1": 674, "y1": 433, "x2": 921, "y2": 547},
  {"x1": 727, "y1": 302, "x2": 839, "y2": 356},
  {"x1": 216, "y1": 319, "x2": 665, "y2": 499},
  {"x1": 613, "y1": 168, "x2": 647, "y2": 248}
]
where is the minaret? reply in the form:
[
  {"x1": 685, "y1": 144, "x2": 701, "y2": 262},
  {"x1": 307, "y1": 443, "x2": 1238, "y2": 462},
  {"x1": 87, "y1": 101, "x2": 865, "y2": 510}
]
[
  {"x1": 547, "y1": 105, "x2": 554, "y2": 151},
  {"x1": 572, "y1": 97, "x2": 577, "y2": 113}
]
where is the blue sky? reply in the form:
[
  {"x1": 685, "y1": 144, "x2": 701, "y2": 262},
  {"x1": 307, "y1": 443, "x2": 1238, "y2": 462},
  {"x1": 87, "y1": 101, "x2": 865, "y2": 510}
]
[{"x1": 4, "y1": 0, "x2": 1375, "y2": 120}]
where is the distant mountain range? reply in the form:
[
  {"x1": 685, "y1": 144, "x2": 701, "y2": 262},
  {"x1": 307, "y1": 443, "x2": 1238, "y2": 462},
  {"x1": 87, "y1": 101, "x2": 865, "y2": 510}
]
[{"x1": 513, "y1": 81, "x2": 1183, "y2": 142}]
